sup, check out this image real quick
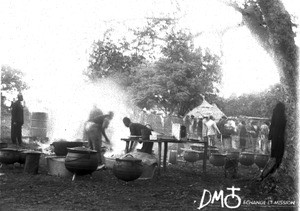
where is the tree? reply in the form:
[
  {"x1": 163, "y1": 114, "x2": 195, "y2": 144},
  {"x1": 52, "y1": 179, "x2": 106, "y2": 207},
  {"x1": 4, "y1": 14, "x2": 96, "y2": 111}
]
[
  {"x1": 225, "y1": 0, "x2": 298, "y2": 181},
  {"x1": 129, "y1": 30, "x2": 222, "y2": 116},
  {"x1": 1, "y1": 66, "x2": 28, "y2": 111},
  {"x1": 86, "y1": 30, "x2": 145, "y2": 86},
  {"x1": 221, "y1": 83, "x2": 286, "y2": 117}
]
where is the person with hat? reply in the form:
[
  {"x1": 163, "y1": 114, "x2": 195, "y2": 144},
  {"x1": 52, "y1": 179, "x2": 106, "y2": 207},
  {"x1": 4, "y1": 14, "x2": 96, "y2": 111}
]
[{"x1": 11, "y1": 93, "x2": 24, "y2": 146}]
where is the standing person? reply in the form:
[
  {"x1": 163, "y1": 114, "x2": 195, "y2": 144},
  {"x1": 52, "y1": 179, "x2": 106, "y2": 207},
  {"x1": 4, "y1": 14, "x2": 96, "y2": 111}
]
[
  {"x1": 260, "y1": 102, "x2": 286, "y2": 181},
  {"x1": 269, "y1": 102, "x2": 286, "y2": 167},
  {"x1": 250, "y1": 121, "x2": 260, "y2": 152},
  {"x1": 202, "y1": 116, "x2": 209, "y2": 142},
  {"x1": 184, "y1": 115, "x2": 191, "y2": 135},
  {"x1": 260, "y1": 121, "x2": 270, "y2": 153},
  {"x1": 11, "y1": 94, "x2": 24, "y2": 146},
  {"x1": 190, "y1": 115, "x2": 197, "y2": 136},
  {"x1": 84, "y1": 111, "x2": 114, "y2": 167},
  {"x1": 217, "y1": 116, "x2": 228, "y2": 148},
  {"x1": 239, "y1": 121, "x2": 247, "y2": 152},
  {"x1": 122, "y1": 117, "x2": 153, "y2": 154},
  {"x1": 205, "y1": 115, "x2": 221, "y2": 146},
  {"x1": 197, "y1": 118, "x2": 203, "y2": 140},
  {"x1": 83, "y1": 104, "x2": 103, "y2": 143}
]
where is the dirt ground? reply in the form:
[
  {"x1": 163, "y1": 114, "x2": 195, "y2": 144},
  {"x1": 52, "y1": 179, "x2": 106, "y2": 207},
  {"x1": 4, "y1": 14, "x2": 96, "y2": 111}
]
[{"x1": 0, "y1": 141, "x2": 297, "y2": 211}]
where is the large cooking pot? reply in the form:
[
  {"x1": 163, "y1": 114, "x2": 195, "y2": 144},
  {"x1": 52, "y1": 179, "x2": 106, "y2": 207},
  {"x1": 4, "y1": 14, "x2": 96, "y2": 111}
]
[
  {"x1": 239, "y1": 152, "x2": 254, "y2": 166},
  {"x1": 254, "y1": 154, "x2": 269, "y2": 169},
  {"x1": 0, "y1": 148, "x2": 20, "y2": 164},
  {"x1": 183, "y1": 149, "x2": 199, "y2": 163},
  {"x1": 113, "y1": 154, "x2": 143, "y2": 182},
  {"x1": 51, "y1": 141, "x2": 84, "y2": 156},
  {"x1": 65, "y1": 147, "x2": 98, "y2": 175},
  {"x1": 209, "y1": 153, "x2": 226, "y2": 167}
]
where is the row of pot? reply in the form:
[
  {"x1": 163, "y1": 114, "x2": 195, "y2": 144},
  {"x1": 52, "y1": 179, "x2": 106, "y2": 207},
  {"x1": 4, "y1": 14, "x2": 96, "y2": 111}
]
[{"x1": 183, "y1": 148, "x2": 269, "y2": 168}]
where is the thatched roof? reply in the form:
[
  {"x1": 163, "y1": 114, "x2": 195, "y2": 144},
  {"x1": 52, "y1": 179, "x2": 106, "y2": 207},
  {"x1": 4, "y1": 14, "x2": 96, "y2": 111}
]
[{"x1": 185, "y1": 100, "x2": 226, "y2": 121}]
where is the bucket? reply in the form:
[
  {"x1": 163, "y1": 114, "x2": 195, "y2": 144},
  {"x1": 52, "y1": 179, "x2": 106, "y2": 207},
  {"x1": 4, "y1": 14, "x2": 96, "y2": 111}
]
[
  {"x1": 46, "y1": 156, "x2": 72, "y2": 177},
  {"x1": 168, "y1": 150, "x2": 177, "y2": 164},
  {"x1": 30, "y1": 112, "x2": 48, "y2": 138}
]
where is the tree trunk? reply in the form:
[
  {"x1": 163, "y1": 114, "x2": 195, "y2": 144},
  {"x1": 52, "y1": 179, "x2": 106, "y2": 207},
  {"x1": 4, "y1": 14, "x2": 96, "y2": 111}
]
[{"x1": 229, "y1": 0, "x2": 298, "y2": 180}]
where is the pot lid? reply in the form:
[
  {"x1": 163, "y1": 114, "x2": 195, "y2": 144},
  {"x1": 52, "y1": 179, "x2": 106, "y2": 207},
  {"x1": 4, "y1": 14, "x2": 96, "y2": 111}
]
[
  {"x1": 67, "y1": 147, "x2": 97, "y2": 154},
  {"x1": 116, "y1": 154, "x2": 142, "y2": 163}
]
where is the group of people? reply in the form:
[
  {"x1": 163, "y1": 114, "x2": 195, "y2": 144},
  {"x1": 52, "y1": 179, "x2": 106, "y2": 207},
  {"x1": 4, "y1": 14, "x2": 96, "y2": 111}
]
[
  {"x1": 9, "y1": 95, "x2": 286, "y2": 178},
  {"x1": 83, "y1": 105, "x2": 154, "y2": 168},
  {"x1": 183, "y1": 102, "x2": 286, "y2": 163},
  {"x1": 184, "y1": 114, "x2": 222, "y2": 146}
]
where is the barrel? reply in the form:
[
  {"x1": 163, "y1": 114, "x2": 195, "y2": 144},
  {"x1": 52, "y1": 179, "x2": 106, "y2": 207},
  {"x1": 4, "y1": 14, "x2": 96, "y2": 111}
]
[{"x1": 30, "y1": 112, "x2": 48, "y2": 138}]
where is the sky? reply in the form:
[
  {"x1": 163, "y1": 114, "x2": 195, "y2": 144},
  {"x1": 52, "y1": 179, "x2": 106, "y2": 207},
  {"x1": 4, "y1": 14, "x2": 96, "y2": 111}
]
[{"x1": 0, "y1": 0, "x2": 299, "y2": 141}]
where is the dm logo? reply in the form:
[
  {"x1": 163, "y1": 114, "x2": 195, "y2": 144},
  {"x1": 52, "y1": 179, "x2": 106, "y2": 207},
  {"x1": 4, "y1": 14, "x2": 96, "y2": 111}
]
[{"x1": 197, "y1": 186, "x2": 242, "y2": 210}]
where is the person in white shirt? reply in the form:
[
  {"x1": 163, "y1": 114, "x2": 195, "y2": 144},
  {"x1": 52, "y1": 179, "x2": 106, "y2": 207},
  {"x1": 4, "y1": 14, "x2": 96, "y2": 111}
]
[{"x1": 205, "y1": 115, "x2": 221, "y2": 146}]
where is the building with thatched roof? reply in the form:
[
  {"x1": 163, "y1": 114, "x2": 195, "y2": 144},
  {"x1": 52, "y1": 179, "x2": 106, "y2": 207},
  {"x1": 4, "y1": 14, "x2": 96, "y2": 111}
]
[{"x1": 185, "y1": 99, "x2": 226, "y2": 121}]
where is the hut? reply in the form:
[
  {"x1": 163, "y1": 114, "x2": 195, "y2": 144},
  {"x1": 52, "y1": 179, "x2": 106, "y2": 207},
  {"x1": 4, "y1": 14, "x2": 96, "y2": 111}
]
[{"x1": 185, "y1": 99, "x2": 225, "y2": 121}]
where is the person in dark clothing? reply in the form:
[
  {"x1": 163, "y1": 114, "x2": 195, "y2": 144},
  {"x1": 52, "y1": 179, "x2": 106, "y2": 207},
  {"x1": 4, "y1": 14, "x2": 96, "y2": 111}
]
[
  {"x1": 84, "y1": 111, "x2": 114, "y2": 166},
  {"x1": 197, "y1": 118, "x2": 203, "y2": 139},
  {"x1": 269, "y1": 102, "x2": 286, "y2": 167},
  {"x1": 123, "y1": 117, "x2": 153, "y2": 154},
  {"x1": 260, "y1": 101, "x2": 286, "y2": 181},
  {"x1": 250, "y1": 121, "x2": 260, "y2": 152},
  {"x1": 11, "y1": 94, "x2": 24, "y2": 146},
  {"x1": 239, "y1": 121, "x2": 247, "y2": 152}
]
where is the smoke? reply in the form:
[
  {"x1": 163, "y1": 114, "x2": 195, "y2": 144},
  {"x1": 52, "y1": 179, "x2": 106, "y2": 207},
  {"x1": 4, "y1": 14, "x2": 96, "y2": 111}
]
[{"x1": 23, "y1": 75, "x2": 132, "y2": 153}]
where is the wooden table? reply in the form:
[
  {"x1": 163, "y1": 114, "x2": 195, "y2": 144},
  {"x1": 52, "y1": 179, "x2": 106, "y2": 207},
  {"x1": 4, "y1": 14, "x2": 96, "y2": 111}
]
[{"x1": 120, "y1": 137, "x2": 208, "y2": 175}]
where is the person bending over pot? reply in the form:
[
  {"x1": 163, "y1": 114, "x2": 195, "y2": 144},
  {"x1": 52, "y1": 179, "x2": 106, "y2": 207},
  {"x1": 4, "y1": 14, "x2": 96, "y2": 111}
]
[
  {"x1": 84, "y1": 111, "x2": 114, "y2": 167},
  {"x1": 123, "y1": 117, "x2": 153, "y2": 154}
]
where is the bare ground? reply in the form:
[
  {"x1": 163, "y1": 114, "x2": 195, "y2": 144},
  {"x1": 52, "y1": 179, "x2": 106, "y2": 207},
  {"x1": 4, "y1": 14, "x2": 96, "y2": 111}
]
[{"x1": 0, "y1": 144, "x2": 297, "y2": 211}]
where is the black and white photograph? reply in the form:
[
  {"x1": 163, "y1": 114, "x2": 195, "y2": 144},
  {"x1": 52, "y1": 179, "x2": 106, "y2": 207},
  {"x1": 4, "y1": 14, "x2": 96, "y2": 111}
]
[{"x1": 0, "y1": 0, "x2": 299, "y2": 210}]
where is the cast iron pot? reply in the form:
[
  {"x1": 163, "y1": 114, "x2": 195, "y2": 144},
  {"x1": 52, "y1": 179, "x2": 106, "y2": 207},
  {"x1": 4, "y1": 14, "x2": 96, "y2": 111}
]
[
  {"x1": 0, "y1": 148, "x2": 21, "y2": 164},
  {"x1": 51, "y1": 141, "x2": 84, "y2": 156},
  {"x1": 209, "y1": 153, "x2": 226, "y2": 167},
  {"x1": 65, "y1": 147, "x2": 98, "y2": 175},
  {"x1": 239, "y1": 152, "x2": 254, "y2": 166},
  {"x1": 113, "y1": 154, "x2": 143, "y2": 182},
  {"x1": 254, "y1": 154, "x2": 269, "y2": 169},
  {"x1": 183, "y1": 149, "x2": 199, "y2": 163}
]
